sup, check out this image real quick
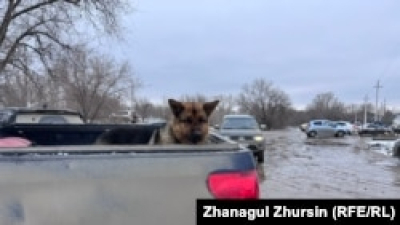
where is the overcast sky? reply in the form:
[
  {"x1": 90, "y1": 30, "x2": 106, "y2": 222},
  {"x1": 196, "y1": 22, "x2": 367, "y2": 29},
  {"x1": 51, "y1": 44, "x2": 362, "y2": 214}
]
[{"x1": 104, "y1": 0, "x2": 400, "y2": 110}]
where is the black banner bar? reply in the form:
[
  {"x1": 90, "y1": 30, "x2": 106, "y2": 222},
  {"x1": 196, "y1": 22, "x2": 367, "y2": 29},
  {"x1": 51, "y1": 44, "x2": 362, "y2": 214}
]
[{"x1": 197, "y1": 199, "x2": 400, "y2": 224}]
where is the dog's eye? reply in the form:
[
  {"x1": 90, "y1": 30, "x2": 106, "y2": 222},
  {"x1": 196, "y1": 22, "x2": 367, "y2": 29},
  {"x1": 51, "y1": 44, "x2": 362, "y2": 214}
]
[{"x1": 198, "y1": 118, "x2": 207, "y2": 123}]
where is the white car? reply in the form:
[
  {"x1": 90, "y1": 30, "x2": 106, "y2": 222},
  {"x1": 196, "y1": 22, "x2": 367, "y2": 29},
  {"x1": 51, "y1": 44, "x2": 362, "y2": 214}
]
[
  {"x1": 299, "y1": 122, "x2": 308, "y2": 132},
  {"x1": 392, "y1": 114, "x2": 400, "y2": 134}
]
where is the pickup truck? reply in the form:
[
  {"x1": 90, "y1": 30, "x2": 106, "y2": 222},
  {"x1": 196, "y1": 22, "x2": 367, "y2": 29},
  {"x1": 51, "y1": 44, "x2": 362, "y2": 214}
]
[{"x1": 0, "y1": 107, "x2": 260, "y2": 225}]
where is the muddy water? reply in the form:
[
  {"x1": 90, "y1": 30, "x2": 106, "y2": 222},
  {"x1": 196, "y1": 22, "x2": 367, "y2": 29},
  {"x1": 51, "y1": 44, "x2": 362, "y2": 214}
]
[{"x1": 258, "y1": 127, "x2": 400, "y2": 198}]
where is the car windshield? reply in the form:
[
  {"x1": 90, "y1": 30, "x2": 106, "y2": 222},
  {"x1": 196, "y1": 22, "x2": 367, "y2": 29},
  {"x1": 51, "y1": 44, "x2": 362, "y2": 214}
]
[{"x1": 221, "y1": 117, "x2": 259, "y2": 129}]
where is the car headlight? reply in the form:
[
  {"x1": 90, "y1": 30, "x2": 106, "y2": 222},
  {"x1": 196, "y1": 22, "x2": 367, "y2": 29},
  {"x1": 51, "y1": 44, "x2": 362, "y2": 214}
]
[{"x1": 253, "y1": 136, "x2": 264, "y2": 141}]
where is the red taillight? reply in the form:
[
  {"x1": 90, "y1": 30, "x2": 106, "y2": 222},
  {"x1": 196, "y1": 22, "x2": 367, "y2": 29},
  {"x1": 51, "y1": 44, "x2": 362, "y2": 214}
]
[{"x1": 207, "y1": 170, "x2": 259, "y2": 199}]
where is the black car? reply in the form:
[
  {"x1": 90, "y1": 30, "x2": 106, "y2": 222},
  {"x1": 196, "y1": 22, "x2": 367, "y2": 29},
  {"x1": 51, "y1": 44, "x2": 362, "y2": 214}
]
[{"x1": 358, "y1": 122, "x2": 393, "y2": 136}]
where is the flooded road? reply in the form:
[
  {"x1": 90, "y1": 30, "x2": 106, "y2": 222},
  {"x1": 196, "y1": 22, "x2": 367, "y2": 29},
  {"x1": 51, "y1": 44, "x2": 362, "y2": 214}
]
[{"x1": 258, "y1": 128, "x2": 400, "y2": 198}]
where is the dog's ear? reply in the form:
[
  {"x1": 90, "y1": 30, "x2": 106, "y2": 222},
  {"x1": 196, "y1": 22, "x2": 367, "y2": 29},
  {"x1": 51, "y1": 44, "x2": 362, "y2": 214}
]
[
  {"x1": 203, "y1": 100, "x2": 219, "y2": 117},
  {"x1": 168, "y1": 99, "x2": 184, "y2": 118}
]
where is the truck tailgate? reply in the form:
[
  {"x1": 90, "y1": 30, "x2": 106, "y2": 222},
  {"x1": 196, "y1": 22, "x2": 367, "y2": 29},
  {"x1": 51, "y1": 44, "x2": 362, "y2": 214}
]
[{"x1": 0, "y1": 144, "x2": 256, "y2": 225}]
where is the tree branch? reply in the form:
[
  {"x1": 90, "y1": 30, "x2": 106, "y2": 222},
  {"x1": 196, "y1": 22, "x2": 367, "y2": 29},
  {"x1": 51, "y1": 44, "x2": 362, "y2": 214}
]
[
  {"x1": 0, "y1": 0, "x2": 19, "y2": 46},
  {"x1": 11, "y1": 0, "x2": 58, "y2": 20},
  {"x1": 34, "y1": 31, "x2": 71, "y2": 49},
  {"x1": 0, "y1": 16, "x2": 71, "y2": 73},
  {"x1": 2, "y1": 16, "x2": 50, "y2": 56}
]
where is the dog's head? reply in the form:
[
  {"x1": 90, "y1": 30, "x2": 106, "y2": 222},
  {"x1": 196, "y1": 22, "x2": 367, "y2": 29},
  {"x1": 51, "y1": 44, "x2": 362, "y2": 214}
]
[{"x1": 168, "y1": 98, "x2": 219, "y2": 144}]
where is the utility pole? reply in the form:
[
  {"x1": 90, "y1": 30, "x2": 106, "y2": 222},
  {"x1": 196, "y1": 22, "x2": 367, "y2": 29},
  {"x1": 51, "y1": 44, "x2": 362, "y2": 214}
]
[
  {"x1": 351, "y1": 104, "x2": 357, "y2": 123},
  {"x1": 373, "y1": 80, "x2": 383, "y2": 121},
  {"x1": 363, "y1": 94, "x2": 368, "y2": 125}
]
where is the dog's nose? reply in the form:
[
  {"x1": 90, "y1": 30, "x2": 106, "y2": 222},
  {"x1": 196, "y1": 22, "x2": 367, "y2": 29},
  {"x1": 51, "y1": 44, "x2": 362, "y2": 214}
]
[{"x1": 190, "y1": 130, "x2": 203, "y2": 143}]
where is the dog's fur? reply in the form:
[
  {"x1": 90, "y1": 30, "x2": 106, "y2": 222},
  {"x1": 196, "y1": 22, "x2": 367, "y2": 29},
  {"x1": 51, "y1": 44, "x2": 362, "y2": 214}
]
[
  {"x1": 94, "y1": 98, "x2": 219, "y2": 145},
  {"x1": 155, "y1": 99, "x2": 219, "y2": 144}
]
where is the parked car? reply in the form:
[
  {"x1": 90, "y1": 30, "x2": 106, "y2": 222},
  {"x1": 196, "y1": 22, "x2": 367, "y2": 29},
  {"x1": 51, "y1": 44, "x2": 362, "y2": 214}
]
[
  {"x1": 216, "y1": 114, "x2": 266, "y2": 163},
  {"x1": 358, "y1": 122, "x2": 393, "y2": 136},
  {"x1": 305, "y1": 119, "x2": 346, "y2": 138},
  {"x1": 299, "y1": 122, "x2": 308, "y2": 132},
  {"x1": 334, "y1": 121, "x2": 356, "y2": 135},
  {"x1": 392, "y1": 114, "x2": 400, "y2": 134}
]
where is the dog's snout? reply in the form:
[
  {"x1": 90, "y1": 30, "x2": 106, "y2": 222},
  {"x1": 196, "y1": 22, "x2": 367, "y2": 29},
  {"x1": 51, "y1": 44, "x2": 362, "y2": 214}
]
[{"x1": 190, "y1": 130, "x2": 203, "y2": 143}]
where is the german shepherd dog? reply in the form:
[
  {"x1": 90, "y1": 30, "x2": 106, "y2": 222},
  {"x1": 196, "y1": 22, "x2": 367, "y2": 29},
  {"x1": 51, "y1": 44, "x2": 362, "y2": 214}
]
[
  {"x1": 155, "y1": 99, "x2": 219, "y2": 144},
  {"x1": 94, "y1": 98, "x2": 219, "y2": 145}
]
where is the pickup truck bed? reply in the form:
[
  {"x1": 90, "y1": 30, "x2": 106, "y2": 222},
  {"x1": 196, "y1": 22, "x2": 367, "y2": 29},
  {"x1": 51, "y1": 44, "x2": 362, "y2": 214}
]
[
  {"x1": 0, "y1": 123, "x2": 158, "y2": 146},
  {"x1": 0, "y1": 132, "x2": 259, "y2": 224}
]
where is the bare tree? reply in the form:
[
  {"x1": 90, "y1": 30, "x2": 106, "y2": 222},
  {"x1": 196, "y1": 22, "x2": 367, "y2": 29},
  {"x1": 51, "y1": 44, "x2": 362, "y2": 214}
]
[
  {"x1": 134, "y1": 97, "x2": 154, "y2": 122},
  {"x1": 306, "y1": 92, "x2": 346, "y2": 120},
  {"x1": 237, "y1": 78, "x2": 292, "y2": 129},
  {"x1": 0, "y1": 65, "x2": 51, "y2": 107},
  {"x1": 99, "y1": 96, "x2": 126, "y2": 123},
  {"x1": 289, "y1": 95, "x2": 391, "y2": 126},
  {"x1": 179, "y1": 93, "x2": 208, "y2": 102},
  {"x1": 265, "y1": 88, "x2": 292, "y2": 128},
  {"x1": 0, "y1": 46, "x2": 48, "y2": 107},
  {"x1": 149, "y1": 104, "x2": 170, "y2": 120},
  {"x1": 0, "y1": 71, "x2": 28, "y2": 106},
  {"x1": 345, "y1": 103, "x2": 358, "y2": 122},
  {"x1": 286, "y1": 108, "x2": 310, "y2": 126},
  {"x1": 381, "y1": 110, "x2": 396, "y2": 125},
  {"x1": 210, "y1": 94, "x2": 237, "y2": 125},
  {"x1": 0, "y1": 0, "x2": 131, "y2": 77},
  {"x1": 51, "y1": 47, "x2": 137, "y2": 122}
]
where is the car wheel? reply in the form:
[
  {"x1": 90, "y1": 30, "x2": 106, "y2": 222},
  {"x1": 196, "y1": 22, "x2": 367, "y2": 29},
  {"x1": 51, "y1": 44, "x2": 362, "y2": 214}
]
[
  {"x1": 307, "y1": 131, "x2": 317, "y2": 138},
  {"x1": 336, "y1": 131, "x2": 345, "y2": 138},
  {"x1": 255, "y1": 151, "x2": 264, "y2": 163}
]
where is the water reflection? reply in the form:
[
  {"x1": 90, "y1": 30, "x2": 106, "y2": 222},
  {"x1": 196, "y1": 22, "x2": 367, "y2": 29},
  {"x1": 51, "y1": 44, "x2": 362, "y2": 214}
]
[
  {"x1": 389, "y1": 158, "x2": 400, "y2": 187},
  {"x1": 256, "y1": 163, "x2": 266, "y2": 182}
]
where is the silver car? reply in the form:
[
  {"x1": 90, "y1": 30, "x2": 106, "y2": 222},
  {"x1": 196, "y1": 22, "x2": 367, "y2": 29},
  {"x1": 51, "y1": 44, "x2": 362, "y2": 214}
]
[
  {"x1": 216, "y1": 114, "x2": 266, "y2": 163},
  {"x1": 306, "y1": 119, "x2": 346, "y2": 138},
  {"x1": 334, "y1": 121, "x2": 356, "y2": 135}
]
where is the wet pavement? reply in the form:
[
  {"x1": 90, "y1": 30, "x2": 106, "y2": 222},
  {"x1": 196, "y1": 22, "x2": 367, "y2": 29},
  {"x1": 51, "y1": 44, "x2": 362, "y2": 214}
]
[{"x1": 258, "y1": 127, "x2": 400, "y2": 198}]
